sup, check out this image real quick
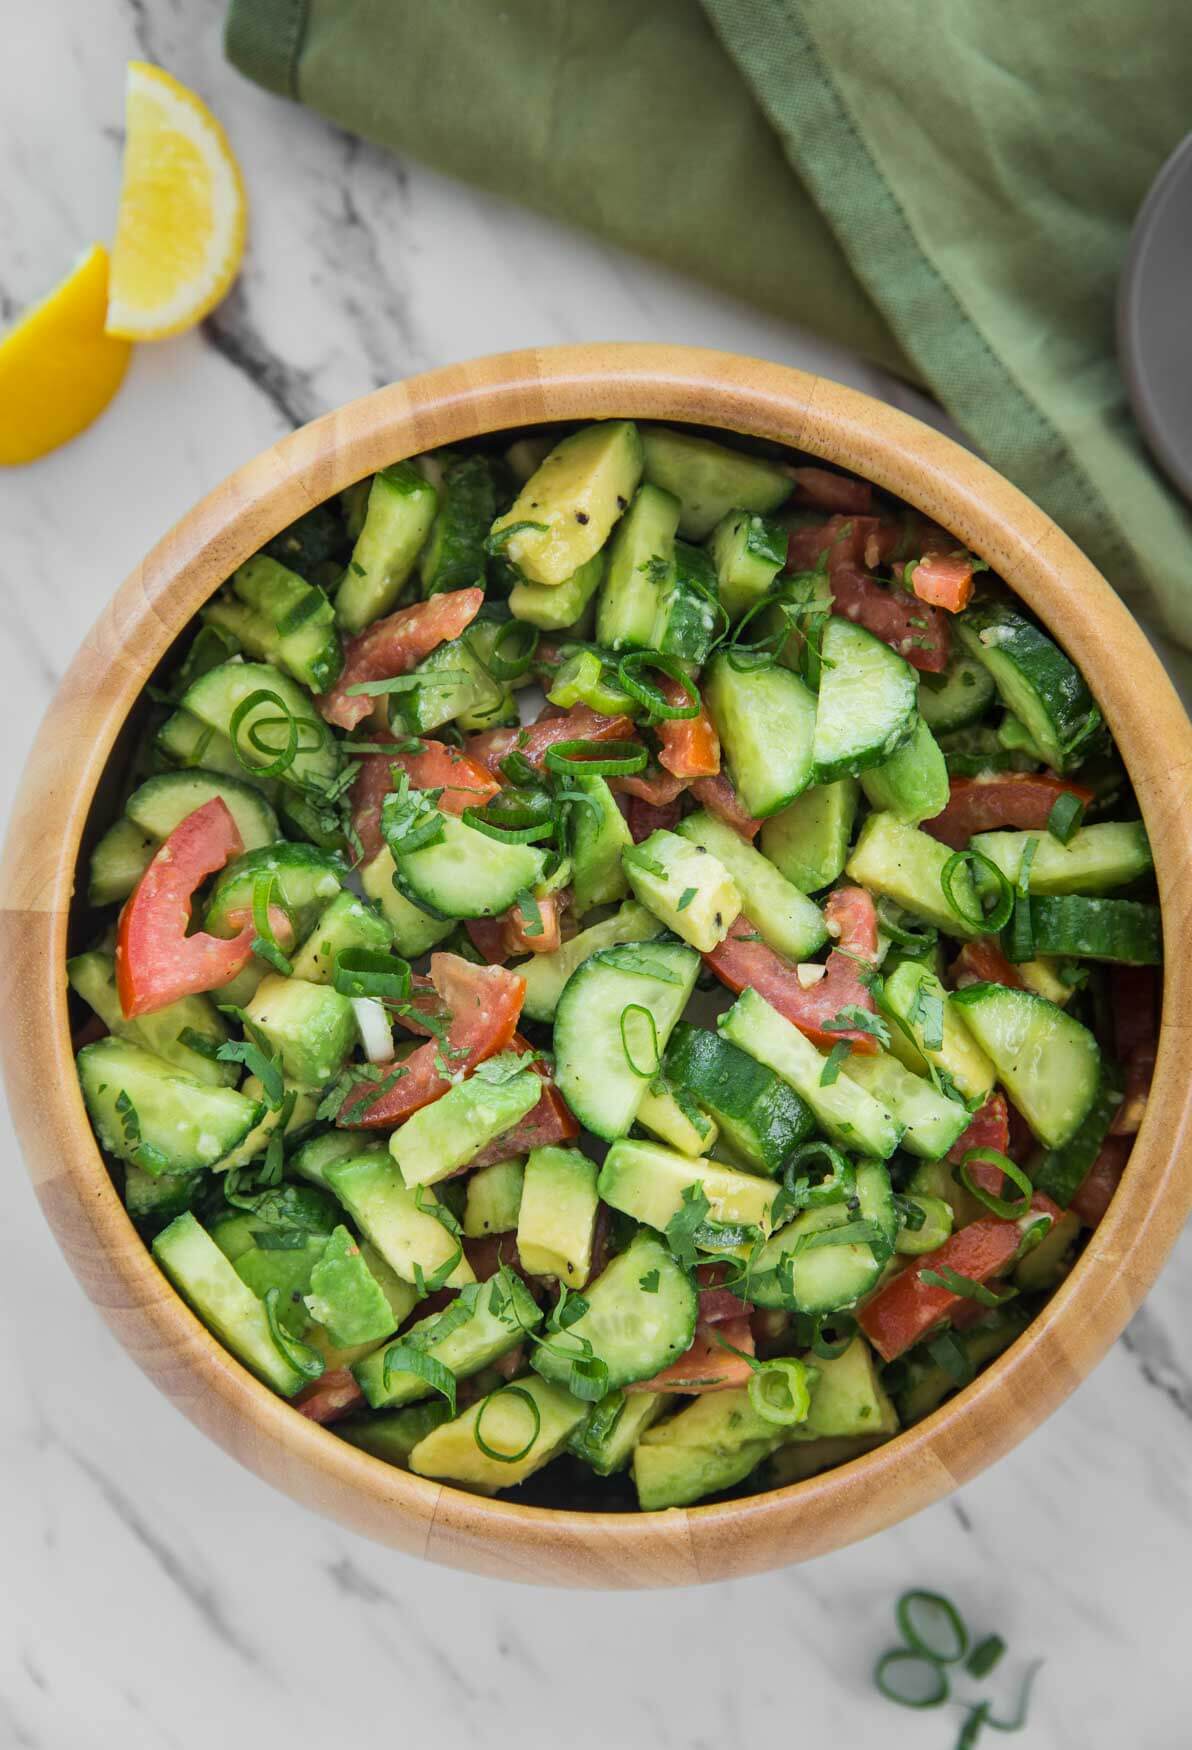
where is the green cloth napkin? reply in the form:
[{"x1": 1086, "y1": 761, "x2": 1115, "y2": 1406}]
[{"x1": 226, "y1": 0, "x2": 1192, "y2": 686}]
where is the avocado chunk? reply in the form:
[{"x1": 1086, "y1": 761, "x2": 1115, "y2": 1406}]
[
  {"x1": 623, "y1": 828, "x2": 741, "y2": 953},
  {"x1": 490, "y1": 420, "x2": 644, "y2": 586},
  {"x1": 632, "y1": 1388, "x2": 782, "y2": 1510},
  {"x1": 595, "y1": 482, "x2": 680, "y2": 649},
  {"x1": 598, "y1": 1136, "x2": 776, "y2": 1238},
  {"x1": 337, "y1": 1401, "x2": 453, "y2": 1468},
  {"x1": 303, "y1": 1225, "x2": 398, "y2": 1347},
  {"x1": 859, "y1": 715, "x2": 950, "y2": 826},
  {"x1": 353, "y1": 1271, "x2": 541, "y2": 1409},
  {"x1": 516, "y1": 1146, "x2": 600, "y2": 1286},
  {"x1": 568, "y1": 1389, "x2": 672, "y2": 1477},
  {"x1": 324, "y1": 1155, "x2": 475, "y2": 1290},
  {"x1": 463, "y1": 1157, "x2": 526, "y2": 1237},
  {"x1": 639, "y1": 426, "x2": 790, "y2": 539},
  {"x1": 289, "y1": 889, "x2": 394, "y2": 984},
  {"x1": 509, "y1": 550, "x2": 606, "y2": 630},
  {"x1": 802, "y1": 1337, "x2": 899, "y2": 1438},
  {"x1": 846, "y1": 811, "x2": 982, "y2": 939},
  {"x1": 389, "y1": 1065, "x2": 541, "y2": 1188},
  {"x1": 409, "y1": 1376, "x2": 588, "y2": 1493},
  {"x1": 760, "y1": 779, "x2": 858, "y2": 895},
  {"x1": 634, "y1": 1082, "x2": 718, "y2": 1158},
  {"x1": 570, "y1": 774, "x2": 633, "y2": 915},
  {"x1": 881, "y1": 961, "x2": 996, "y2": 1103},
  {"x1": 244, "y1": 974, "x2": 358, "y2": 1088},
  {"x1": 675, "y1": 809, "x2": 826, "y2": 961}
]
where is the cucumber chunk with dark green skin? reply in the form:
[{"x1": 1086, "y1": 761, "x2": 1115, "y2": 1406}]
[
  {"x1": 153, "y1": 1212, "x2": 314, "y2": 1396},
  {"x1": 419, "y1": 454, "x2": 498, "y2": 596},
  {"x1": 78, "y1": 1037, "x2": 262, "y2": 1175},
  {"x1": 675, "y1": 808, "x2": 826, "y2": 960},
  {"x1": 519, "y1": 901, "x2": 663, "y2": 1023},
  {"x1": 950, "y1": 982, "x2": 1100, "y2": 1147},
  {"x1": 179, "y1": 661, "x2": 341, "y2": 794},
  {"x1": 204, "y1": 842, "x2": 347, "y2": 942},
  {"x1": 639, "y1": 425, "x2": 790, "y2": 539},
  {"x1": 812, "y1": 618, "x2": 918, "y2": 783},
  {"x1": 1022, "y1": 895, "x2": 1162, "y2": 965},
  {"x1": 702, "y1": 652, "x2": 816, "y2": 818},
  {"x1": 859, "y1": 715, "x2": 949, "y2": 826},
  {"x1": 745, "y1": 1161, "x2": 896, "y2": 1313},
  {"x1": 124, "y1": 768, "x2": 280, "y2": 852},
  {"x1": 530, "y1": 1233, "x2": 698, "y2": 1392},
  {"x1": 228, "y1": 554, "x2": 342, "y2": 694},
  {"x1": 1032, "y1": 1062, "x2": 1124, "y2": 1207},
  {"x1": 955, "y1": 601, "x2": 1101, "y2": 772},
  {"x1": 353, "y1": 1272, "x2": 541, "y2": 1409},
  {"x1": 336, "y1": 462, "x2": 439, "y2": 634},
  {"x1": 568, "y1": 1390, "x2": 671, "y2": 1476},
  {"x1": 916, "y1": 652, "x2": 996, "y2": 731},
  {"x1": 655, "y1": 541, "x2": 719, "y2": 665},
  {"x1": 87, "y1": 816, "x2": 158, "y2": 905},
  {"x1": 389, "y1": 624, "x2": 516, "y2": 735},
  {"x1": 707, "y1": 508, "x2": 786, "y2": 621},
  {"x1": 68, "y1": 948, "x2": 236, "y2": 1087},
  {"x1": 662, "y1": 1022, "x2": 815, "y2": 1177},
  {"x1": 595, "y1": 482, "x2": 680, "y2": 650}
]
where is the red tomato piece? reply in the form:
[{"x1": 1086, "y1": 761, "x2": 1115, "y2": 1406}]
[
  {"x1": 857, "y1": 1195, "x2": 1059, "y2": 1362},
  {"x1": 828, "y1": 561, "x2": 951, "y2": 674},
  {"x1": 625, "y1": 1316, "x2": 756, "y2": 1395},
  {"x1": 318, "y1": 588, "x2": 484, "y2": 731},
  {"x1": 1070, "y1": 1135, "x2": 1132, "y2": 1227},
  {"x1": 339, "y1": 954, "x2": 524, "y2": 1127},
  {"x1": 466, "y1": 705, "x2": 638, "y2": 778},
  {"x1": 788, "y1": 467, "x2": 873, "y2": 515},
  {"x1": 350, "y1": 735, "x2": 500, "y2": 862},
  {"x1": 925, "y1": 774, "x2": 1095, "y2": 851},
  {"x1": 294, "y1": 1368, "x2": 365, "y2": 1425},
  {"x1": 503, "y1": 891, "x2": 563, "y2": 956},
  {"x1": 463, "y1": 1232, "x2": 528, "y2": 1281},
  {"x1": 910, "y1": 552, "x2": 975, "y2": 614},
  {"x1": 695, "y1": 1261, "x2": 754, "y2": 1323},
  {"x1": 464, "y1": 917, "x2": 508, "y2": 965},
  {"x1": 609, "y1": 765, "x2": 687, "y2": 806},
  {"x1": 946, "y1": 1092, "x2": 1012, "y2": 1201},
  {"x1": 950, "y1": 937, "x2": 1026, "y2": 991},
  {"x1": 115, "y1": 799, "x2": 268, "y2": 1019},
  {"x1": 627, "y1": 792, "x2": 683, "y2": 842},
  {"x1": 655, "y1": 677, "x2": 720, "y2": 780},
  {"x1": 786, "y1": 514, "x2": 901, "y2": 575},
  {"x1": 688, "y1": 772, "x2": 762, "y2": 840},
  {"x1": 703, "y1": 899, "x2": 881, "y2": 1055},
  {"x1": 464, "y1": 1036, "x2": 580, "y2": 1170}
]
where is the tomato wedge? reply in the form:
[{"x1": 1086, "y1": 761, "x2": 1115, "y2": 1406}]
[
  {"x1": 626, "y1": 792, "x2": 682, "y2": 842},
  {"x1": 829, "y1": 561, "x2": 951, "y2": 674},
  {"x1": 788, "y1": 467, "x2": 873, "y2": 515},
  {"x1": 350, "y1": 734, "x2": 500, "y2": 862},
  {"x1": 503, "y1": 891, "x2": 563, "y2": 956},
  {"x1": 625, "y1": 1316, "x2": 756, "y2": 1395},
  {"x1": 910, "y1": 551, "x2": 975, "y2": 614},
  {"x1": 858, "y1": 1195, "x2": 1060, "y2": 1362},
  {"x1": 466, "y1": 704, "x2": 638, "y2": 778},
  {"x1": 294, "y1": 1368, "x2": 365, "y2": 1425},
  {"x1": 116, "y1": 798, "x2": 265, "y2": 1019},
  {"x1": 925, "y1": 774, "x2": 1095, "y2": 851},
  {"x1": 703, "y1": 893, "x2": 882, "y2": 1055},
  {"x1": 338, "y1": 953, "x2": 525, "y2": 1127},
  {"x1": 319, "y1": 588, "x2": 484, "y2": 731},
  {"x1": 950, "y1": 937, "x2": 1025, "y2": 991},
  {"x1": 689, "y1": 772, "x2": 762, "y2": 840},
  {"x1": 787, "y1": 514, "x2": 902, "y2": 575},
  {"x1": 947, "y1": 1091, "x2": 1011, "y2": 1185},
  {"x1": 1070, "y1": 1135, "x2": 1132, "y2": 1227},
  {"x1": 656, "y1": 677, "x2": 720, "y2": 779}
]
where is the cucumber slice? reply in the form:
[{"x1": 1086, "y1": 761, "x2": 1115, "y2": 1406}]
[
  {"x1": 124, "y1": 1164, "x2": 198, "y2": 1225},
  {"x1": 747, "y1": 1162, "x2": 895, "y2": 1313},
  {"x1": 662, "y1": 1022, "x2": 815, "y2": 1176},
  {"x1": 812, "y1": 618, "x2": 917, "y2": 783},
  {"x1": 760, "y1": 779, "x2": 858, "y2": 895},
  {"x1": 124, "y1": 769, "x2": 280, "y2": 851},
  {"x1": 703, "y1": 652, "x2": 816, "y2": 818},
  {"x1": 916, "y1": 653, "x2": 996, "y2": 731},
  {"x1": 68, "y1": 949, "x2": 236, "y2": 1087},
  {"x1": 354, "y1": 1272, "x2": 541, "y2": 1409},
  {"x1": 153, "y1": 1213, "x2": 311, "y2": 1396},
  {"x1": 204, "y1": 843, "x2": 346, "y2": 942},
  {"x1": 324, "y1": 1156, "x2": 475, "y2": 1289},
  {"x1": 77, "y1": 1037, "x2": 262, "y2": 1175},
  {"x1": 718, "y1": 989, "x2": 903, "y2": 1158},
  {"x1": 623, "y1": 828, "x2": 742, "y2": 952},
  {"x1": 881, "y1": 960, "x2": 996, "y2": 1102},
  {"x1": 570, "y1": 774, "x2": 632, "y2": 915},
  {"x1": 418, "y1": 454, "x2": 496, "y2": 596},
  {"x1": 338, "y1": 1401, "x2": 453, "y2": 1467},
  {"x1": 409, "y1": 1375, "x2": 588, "y2": 1494},
  {"x1": 519, "y1": 901, "x2": 663, "y2": 1023},
  {"x1": 264, "y1": 502, "x2": 347, "y2": 581},
  {"x1": 389, "y1": 1068, "x2": 541, "y2": 1188},
  {"x1": 846, "y1": 812, "x2": 982, "y2": 939},
  {"x1": 87, "y1": 815, "x2": 157, "y2": 905},
  {"x1": 598, "y1": 1136, "x2": 778, "y2": 1234},
  {"x1": 389, "y1": 627, "x2": 514, "y2": 735},
  {"x1": 595, "y1": 482, "x2": 679, "y2": 650},
  {"x1": 841, "y1": 1050, "x2": 971, "y2": 1159},
  {"x1": 155, "y1": 709, "x2": 268, "y2": 789},
  {"x1": 639, "y1": 425, "x2": 790, "y2": 539},
  {"x1": 1033, "y1": 1063, "x2": 1123, "y2": 1207},
  {"x1": 336, "y1": 462, "x2": 439, "y2": 633},
  {"x1": 568, "y1": 1390, "x2": 670, "y2": 1477},
  {"x1": 509, "y1": 551, "x2": 605, "y2": 631},
  {"x1": 553, "y1": 939, "x2": 699, "y2": 1140},
  {"x1": 530, "y1": 1233, "x2": 698, "y2": 1392},
  {"x1": 971, "y1": 822, "x2": 1153, "y2": 895},
  {"x1": 707, "y1": 508, "x2": 786, "y2": 621},
  {"x1": 1024, "y1": 895, "x2": 1162, "y2": 965},
  {"x1": 654, "y1": 541, "x2": 719, "y2": 666},
  {"x1": 180, "y1": 661, "x2": 340, "y2": 794},
  {"x1": 392, "y1": 813, "x2": 547, "y2": 921},
  {"x1": 227, "y1": 555, "x2": 341, "y2": 694},
  {"x1": 491, "y1": 421, "x2": 644, "y2": 586},
  {"x1": 859, "y1": 715, "x2": 950, "y2": 826},
  {"x1": 676, "y1": 809, "x2": 827, "y2": 960},
  {"x1": 955, "y1": 602, "x2": 1101, "y2": 772},
  {"x1": 950, "y1": 982, "x2": 1100, "y2": 1146},
  {"x1": 359, "y1": 848, "x2": 455, "y2": 957}
]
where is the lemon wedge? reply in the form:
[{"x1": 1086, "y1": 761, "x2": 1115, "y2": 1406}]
[
  {"x1": 0, "y1": 245, "x2": 132, "y2": 466},
  {"x1": 106, "y1": 62, "x2": 247, "y2": 340}
]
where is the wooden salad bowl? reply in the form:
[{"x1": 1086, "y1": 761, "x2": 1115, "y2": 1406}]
[{"x1": 3, "y1": 345, "x2": 1190, "y2": 1588}]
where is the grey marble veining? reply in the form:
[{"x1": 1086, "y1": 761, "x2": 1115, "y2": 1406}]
[{"x1": 1, "y1": 4, "x2": 1189, "y2": 1747}]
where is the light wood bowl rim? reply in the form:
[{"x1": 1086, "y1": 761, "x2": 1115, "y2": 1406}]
[{"x1": 3, "y1": 344, "x2": 1190, "y2": 1587}]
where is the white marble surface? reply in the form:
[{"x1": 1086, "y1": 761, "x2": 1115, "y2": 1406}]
[{"x1": 1, "y1": 4, "x2": 1190, "y2": 1746}]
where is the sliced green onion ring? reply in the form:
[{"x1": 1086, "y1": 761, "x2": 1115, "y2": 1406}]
[
  {"x1": 958, "y1": 1148, "x2": 1033, "y2": 1220},
  {"x1": 873, "y1": 1648, "x2": 950, "y2": 1709},
  {"x1": 616, "y1": 651, "x2": 701, "y2": 721},
  {"x1": 543, "y1": 738, "x2": 648, "y2": 777},
  {"x1": 966, "y1": 1633, "x2": 1007, "y2": 1679},
  {"x1": 486, "y1": 618, "x2": 540, "y2": 680},
  {"x1": 747, "y1": 1357, "x2": 815, "y2": 1427},
  {"x1": 263, "y1": 1288, "x2": 324, "y2": 1381},
  {"x1": 876, "y1": 897, "x2": 939, "y2": 951},
  {"x1": 463, "y1": 807, "x2": 556, "y2": 845},
  {"x1": 941, "y1": 848, "x2": 1014, "y2": 932},
  {"x1": 620, "y1": 1003, "x2": 660, "y2": 1077},
  {"x1": 895, "y1": 1588, "x2": 970, "y2": 1664},
  {"x1": 474, "y1": 1385, "x2": 541, "y2": 1463},
  {"x1": 333, "y1": 947, "x2": 412, "y2": 1005},
  {"x1": 230, "y1": 688, "x2": 300, "y2": 779},
  {"x1": 1046, "y1": 790, "x2": 1085, "y2": 844},
  {"x1": 251, "y1": 871, "x2": 293, "y2": 976}
]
